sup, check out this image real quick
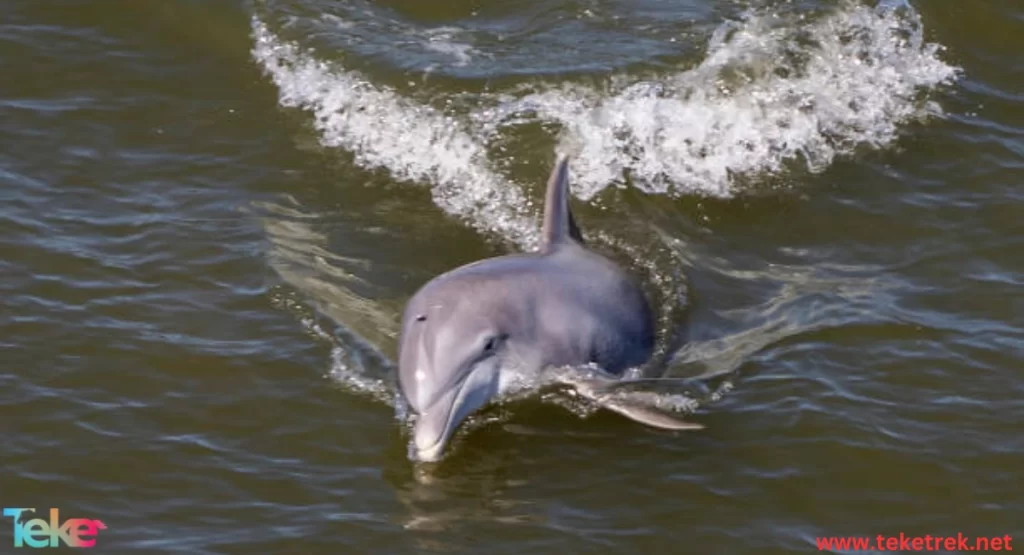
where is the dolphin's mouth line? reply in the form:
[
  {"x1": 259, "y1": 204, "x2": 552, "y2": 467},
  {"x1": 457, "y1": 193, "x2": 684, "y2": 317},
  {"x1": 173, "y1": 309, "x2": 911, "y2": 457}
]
[{"x1": 414, "y1": 369, "x2": 474, "y2": 459}]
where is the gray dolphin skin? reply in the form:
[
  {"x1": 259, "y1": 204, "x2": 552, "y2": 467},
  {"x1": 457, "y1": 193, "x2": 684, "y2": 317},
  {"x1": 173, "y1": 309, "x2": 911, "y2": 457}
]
[{"x1": 397, "y1": 156, "x2": 701, "y2": 462}]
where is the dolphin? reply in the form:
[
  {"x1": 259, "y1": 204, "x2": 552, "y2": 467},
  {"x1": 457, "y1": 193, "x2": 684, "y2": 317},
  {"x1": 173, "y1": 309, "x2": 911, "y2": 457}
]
[{"x1": 397, "y1": 156, "x2": 702, "y2": 462}]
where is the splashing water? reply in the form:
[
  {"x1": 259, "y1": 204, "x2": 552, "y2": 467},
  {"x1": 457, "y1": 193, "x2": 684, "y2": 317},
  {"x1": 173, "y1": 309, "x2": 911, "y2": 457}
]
[
  {"x1": 477, "y1": 2, "x2": 961, "y2": 199},
  {"x1": 251, "y1": 19, "x2": 540, "y2": 250},
  {"x1": 252, "y1": 1, "x2": 958, "y2": 225}
]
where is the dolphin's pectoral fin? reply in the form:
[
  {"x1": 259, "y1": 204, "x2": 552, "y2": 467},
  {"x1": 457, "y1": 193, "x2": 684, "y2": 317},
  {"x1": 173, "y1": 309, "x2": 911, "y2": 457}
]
[
  {"x1": 560, "y1": 373, "x2": 705, "y2": 431},
  {"x1": 600, "y1": 399, "x2": 705, "y2": 431}
]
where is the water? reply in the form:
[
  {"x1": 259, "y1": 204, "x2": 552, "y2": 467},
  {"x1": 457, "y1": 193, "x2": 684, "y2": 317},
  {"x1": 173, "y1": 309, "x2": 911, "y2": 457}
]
[{"x1": 2, "y1": 0, "x2": 1020, "y2": 552}]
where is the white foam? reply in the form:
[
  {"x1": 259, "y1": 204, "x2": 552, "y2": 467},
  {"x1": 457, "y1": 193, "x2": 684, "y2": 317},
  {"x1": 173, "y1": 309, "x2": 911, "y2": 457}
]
[
  {"x1": 251, "y1": 19, "x2": 539, "y2": 250},
  {"x1": 477, "y1": 2, "x2": 961, "y2": 199},
  {"x1": 253, "y1": 3, "x2": 958, "y2": 237}
]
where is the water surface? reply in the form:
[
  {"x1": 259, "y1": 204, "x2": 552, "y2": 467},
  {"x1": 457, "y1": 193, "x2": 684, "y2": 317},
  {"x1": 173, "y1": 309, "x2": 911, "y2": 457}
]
[{"x1": 2, "y1": 0, "x2": 1021, "y2": 552}]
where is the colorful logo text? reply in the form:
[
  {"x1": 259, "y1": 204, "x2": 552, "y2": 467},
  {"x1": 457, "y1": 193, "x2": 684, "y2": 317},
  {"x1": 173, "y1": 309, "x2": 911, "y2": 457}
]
[{"x1": 3, "y1": 508, "x2": 106, "y2": 549}]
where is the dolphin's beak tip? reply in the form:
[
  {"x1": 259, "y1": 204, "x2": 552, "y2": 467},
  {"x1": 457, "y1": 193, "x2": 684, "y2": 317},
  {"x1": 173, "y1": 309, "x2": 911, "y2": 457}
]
[
  {"x1": 414, "y1": 447, "x2": 444, "y2": 463},
  {"x1": 411, "y1": 415, "x2": 449, "y2": 463},
  {"x1": 412, "y1": 435, "x2": 447, "y2": 463}
]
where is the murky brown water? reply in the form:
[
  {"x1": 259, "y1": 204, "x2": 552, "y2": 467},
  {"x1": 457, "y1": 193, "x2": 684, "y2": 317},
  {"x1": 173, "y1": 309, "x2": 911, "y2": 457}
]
[{"x1": 2, "y1": 0, "x2": 1021, "y2": 552}]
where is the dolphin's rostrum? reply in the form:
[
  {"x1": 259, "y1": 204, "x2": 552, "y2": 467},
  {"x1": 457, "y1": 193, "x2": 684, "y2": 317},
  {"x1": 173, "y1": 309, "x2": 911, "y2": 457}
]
[{"x1": 397, "y1": 156, "x2": 700, "y2": 462}]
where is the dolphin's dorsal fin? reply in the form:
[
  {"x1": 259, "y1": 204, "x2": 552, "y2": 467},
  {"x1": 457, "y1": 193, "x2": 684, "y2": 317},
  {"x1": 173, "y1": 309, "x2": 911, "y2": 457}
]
[{"x1": 541, "y1": 155, "x2": 584, "y2": 252}]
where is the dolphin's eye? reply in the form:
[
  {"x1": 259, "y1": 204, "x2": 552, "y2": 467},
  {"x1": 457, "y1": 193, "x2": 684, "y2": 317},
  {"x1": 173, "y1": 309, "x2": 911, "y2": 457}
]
[
  {"x1": 483, "y1": 334, "x2": 507, "y2": 353},
  {"x1": 415, "y1": 314, "x2": 427, "y2": 322}
]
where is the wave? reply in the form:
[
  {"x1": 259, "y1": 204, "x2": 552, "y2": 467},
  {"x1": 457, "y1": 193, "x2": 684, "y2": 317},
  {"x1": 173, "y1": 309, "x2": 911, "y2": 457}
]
[
  {"x1": 252, "y1": 1, "x2": 959, "y2": 225},
  {"x1": 477, "y1": 1, "x2": 961, "y2": 198},
  {"x1": 251, "y1": 19, "x2": 541, "y2": 249}
]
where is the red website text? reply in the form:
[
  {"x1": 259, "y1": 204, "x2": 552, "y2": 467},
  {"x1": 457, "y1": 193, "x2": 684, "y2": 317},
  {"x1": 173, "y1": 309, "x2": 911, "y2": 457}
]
[{"x1": 816, "y1": 533, "x2": 1012, "y2": 552}]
